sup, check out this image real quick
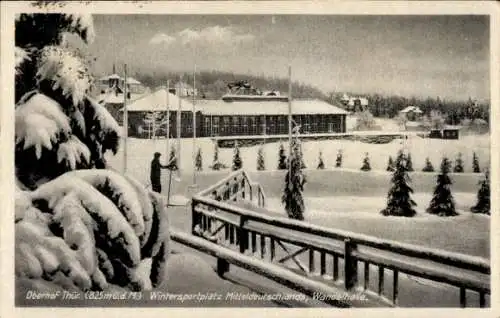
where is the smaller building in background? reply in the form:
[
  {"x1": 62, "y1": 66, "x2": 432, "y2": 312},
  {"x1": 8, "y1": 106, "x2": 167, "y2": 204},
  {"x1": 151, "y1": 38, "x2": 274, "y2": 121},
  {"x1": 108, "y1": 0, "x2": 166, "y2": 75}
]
[
  {"x1": 429, "y1": 125, "x2": 461, "y2": 140},
  {"x1": 399, "y1": 106, "x2": 423, "y2": 121},
  {"x1": 96, "y1": 74, "x2": 149, "y2": 124},
  {"x1": 442, "y1": 125, "x2": 461, "y2": 140},
  {"x1": 340, "y1": 94, "x2": 369, "y2": 113},
  {"x1": 122, "y1": 87, "x2": 201, "y2": 139},
  {"x1": 168, "y1": 81, "x2": 198, "y2": 97}
]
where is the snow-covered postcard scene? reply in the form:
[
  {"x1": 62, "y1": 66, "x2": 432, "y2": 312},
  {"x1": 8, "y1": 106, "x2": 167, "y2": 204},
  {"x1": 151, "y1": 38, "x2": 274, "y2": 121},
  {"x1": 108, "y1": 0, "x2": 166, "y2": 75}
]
[{"x1": 10, "y1": 6, "x2": 494, "y2": 310}]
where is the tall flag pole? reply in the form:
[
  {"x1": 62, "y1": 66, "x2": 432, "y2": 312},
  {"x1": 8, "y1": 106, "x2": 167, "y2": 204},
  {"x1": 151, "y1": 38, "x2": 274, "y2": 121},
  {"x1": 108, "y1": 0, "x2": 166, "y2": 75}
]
[
  {"x1": 123, "y1": 64, "x2": 128, "y2": 174},
  {"x1": 177, "y1": 75, "x2": 182, "y2": 176},
  {"x1": 288, "y1": 65, "x2": 292, "y2": 171},
  {"x1": 166, "y1": 80, "x2": 170, "y2": 158},
  {"x1": 166, "y1": 80, "x2": 172, "y2": 205},
  {"x1": 192, "y1": 64, "x2": 197, "y2": 186}
]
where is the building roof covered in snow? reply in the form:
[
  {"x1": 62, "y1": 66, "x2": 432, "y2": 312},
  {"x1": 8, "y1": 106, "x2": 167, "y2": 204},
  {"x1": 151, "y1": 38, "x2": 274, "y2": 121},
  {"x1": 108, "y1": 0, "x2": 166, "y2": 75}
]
[
  {"x1": 196, "y1": 99, "x2": 349, "y2": 116},
  {"x1": 98, "y1": 75, "x2": 142, "y2": 85},
  {"x1": 122, "y1": 87, "x2": 200, "y2": 112},
  {"x1": 125, "y1": 77, "x2": 141, "y2": 85},
  {"x1": 347, "y1": 97, "x2": 369, "y2": 106},
  {"x1": 400, "y1": 106, "x2": 423, "y2": 114},
  {"x1": 98, "y1": 92, "x2": 145, "y2": 104}
]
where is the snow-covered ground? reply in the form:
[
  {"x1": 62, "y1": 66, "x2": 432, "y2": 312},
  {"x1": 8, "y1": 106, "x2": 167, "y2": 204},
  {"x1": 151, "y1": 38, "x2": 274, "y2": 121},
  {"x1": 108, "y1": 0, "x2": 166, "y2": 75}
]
[
  {"x1": 255, "y1": 193, "x2": 490, "y2": 258},
  {"x1": 105, "y1": 133, "x2": 490, "y2": 259},
  {"x1": 265, "y1": 192, "x2": 477, "y2": 219},
  {"x1": 107, "y1": 133, "x2": 490, "y2": 185}
]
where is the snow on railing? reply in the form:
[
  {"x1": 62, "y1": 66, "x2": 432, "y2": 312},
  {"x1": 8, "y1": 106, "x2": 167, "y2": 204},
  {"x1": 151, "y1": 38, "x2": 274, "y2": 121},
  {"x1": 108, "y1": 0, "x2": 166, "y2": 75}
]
[
  {"x1": 170, "y1": 228, "x2": 378, "y2": 307},
  {"x1": 189, "y1": 170, "x2": 490, "y2": 308}
]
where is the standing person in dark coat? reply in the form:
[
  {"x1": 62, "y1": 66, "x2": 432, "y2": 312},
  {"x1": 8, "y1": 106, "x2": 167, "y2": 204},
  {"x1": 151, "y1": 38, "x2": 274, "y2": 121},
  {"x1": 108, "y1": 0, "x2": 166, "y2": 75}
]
[{"x1": 150, "y1": 152, "x2": 175, "y2": 193}]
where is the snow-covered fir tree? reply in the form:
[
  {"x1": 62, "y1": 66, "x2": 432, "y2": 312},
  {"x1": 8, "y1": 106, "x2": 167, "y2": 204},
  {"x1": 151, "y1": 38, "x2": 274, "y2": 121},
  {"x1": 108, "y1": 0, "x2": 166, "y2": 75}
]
[
  {"x1": 453, "y1": 152, "x2": 464, "y2": 173},
  {"x1": 210, "y1": 142, "x2": 226, "y2": 170},
  {"x1": 299, "y1": 143, "x2": 306, "y2": 169},
  {"x1": 472, "y1": 152, "x2": 481, "y2": 173},
  {"x1": 360, "y1": 152, "x2": 371, "y2": 171},
  {"x1": 257, "y1": 145, "x2": 265, "y2": 171},
  {"x1": 406, "y1": 153, "x2": 414, "y2": 172},
  {"x1": 232, "y1": 141, "x2": 243, "y2": 171},
  {"x1": 195, "y1": 148, "x2": 203, "y2": 171},
  {"x1": 15, "y1": 14, "x2": 169, "y2": 293},
  {"x1": 471, "y1": 169, "x2": 490, "y2": 215},
  {"x1": 335, "y1": 150, "x2": 343, "y2": 168},
  {"x1": 427, "y1": 157, "x2": 458, "y2": 216},
  {"x1": 282, "y1": 138, "x2": 306, "y2": 220},
  {"x1": 381, "y1": 150, "x2": 417, "y2": 217},
  {"x1": 168, "y1": 145, "x2": 179, "y2": 171},
  {"x1": 422, "y1": 157, "x2": 435, "y2": 172},
  {"x1": 386, "y1": 156, "x2": 395, "y2": 172},
  {"x1": 317, "y1": 151, "x2": 325, "y2": 170},
  {"x1": 277, "y1": 142, "x2": 287, "y2": 170}
]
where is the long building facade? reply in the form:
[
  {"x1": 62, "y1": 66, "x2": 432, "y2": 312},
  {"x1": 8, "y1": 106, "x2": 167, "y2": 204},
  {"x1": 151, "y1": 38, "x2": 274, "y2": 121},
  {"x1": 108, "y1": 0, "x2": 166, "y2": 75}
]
[{"x1": 120, "y1": 88, "x2": 348, "y2": 138}]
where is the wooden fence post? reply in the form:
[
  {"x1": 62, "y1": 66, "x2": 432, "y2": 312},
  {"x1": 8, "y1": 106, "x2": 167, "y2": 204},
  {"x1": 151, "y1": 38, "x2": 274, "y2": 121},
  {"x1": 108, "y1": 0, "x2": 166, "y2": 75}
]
[
  {"x1": 238, "y1": 216, "x2": 249, "y2": 253},
  {"x1": 344, "y1": 238, "x2": 358, "y2": 290},
  {"x1": 191, "y1": 199, "x2": 198, "y2": 235},
  {"x1": 217, "y1": 258, "x2": 230, "y2": 277}
]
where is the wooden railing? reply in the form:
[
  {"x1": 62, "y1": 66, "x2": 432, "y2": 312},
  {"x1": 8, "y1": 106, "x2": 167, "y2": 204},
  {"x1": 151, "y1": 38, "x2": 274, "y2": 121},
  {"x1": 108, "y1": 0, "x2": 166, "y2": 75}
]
[{"x1": 189, "y1": 170, "x2": 490, "y2": 308}]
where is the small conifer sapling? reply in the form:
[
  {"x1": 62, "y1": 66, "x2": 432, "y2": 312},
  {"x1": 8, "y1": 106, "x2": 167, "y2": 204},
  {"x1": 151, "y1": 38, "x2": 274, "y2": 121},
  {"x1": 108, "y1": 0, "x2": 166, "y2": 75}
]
[
  {"x1": 453, "y1": 152, "x2": 464, "y2": 173},
  {"x1": 380, "y1": 151, "x2": 417, "y2": 217},
  {"x1": 406, "y1": 153, "x2": 414, "y2": 172},
  {"x1": 232, "y1": 141, "x2": 243, "y2": 171},
  {"x1": 195, "y1": 147, "x2": 203, "y2": 171},
  {"x1": 472, "y1": 152, "x2": 481, "y2": 173},
  {"x1": 282, "y1": 139, "x2": 306, "y2": 220},
  {"x1": 360, "y1": 152, "x2": 371, "y2": 171},
  {"x1": 471, "y1": 170, "x2": 490, "y2": 215},
  {"x1": 386, "y1": 156, "x2": 395, "y2": 172},
  {"x1": 422, "y1": 157, "x2": 435, "y2": 172},
  {"x1": 335, "y1": 150, "x2": 343, "y2": 168},
  {"x1": 427, "y1": 157, "x2": 458, "y2": 216},
  {"x1": 257, "y1": 145, "x2": 265, "y2": 171},
  {"x1": 317, "y1": 151, "x2": 325, "y2": 170},
  {"x1": 278, "y1": 142, "x2": 288, "y2": 170}
]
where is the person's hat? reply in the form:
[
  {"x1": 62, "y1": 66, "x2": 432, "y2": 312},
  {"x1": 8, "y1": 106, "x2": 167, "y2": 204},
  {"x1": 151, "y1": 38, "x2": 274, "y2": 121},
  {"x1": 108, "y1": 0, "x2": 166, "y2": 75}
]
[{"x1": 154, "y1": 152, "x2": 161, "y2": 157}]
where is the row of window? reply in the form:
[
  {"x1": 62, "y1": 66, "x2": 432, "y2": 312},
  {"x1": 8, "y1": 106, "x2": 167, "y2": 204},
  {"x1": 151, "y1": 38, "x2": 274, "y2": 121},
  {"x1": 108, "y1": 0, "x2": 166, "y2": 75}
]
[{"x1": 202, "y1": 115, "x2": 342, "y2": 136}]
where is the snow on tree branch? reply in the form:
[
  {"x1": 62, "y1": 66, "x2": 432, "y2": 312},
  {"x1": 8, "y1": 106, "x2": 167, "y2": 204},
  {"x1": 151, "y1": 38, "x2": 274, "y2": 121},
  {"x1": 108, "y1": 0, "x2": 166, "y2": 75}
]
[
  {"x1": 16, "y1": 220, "x2": 93, "y2": 290},
  {"x1": 52, "y1": 191, "x2": 97, "y2": 274},
  {"x1": 123, "y1": 174, "x2": 154, "y2": 248},
  {"x1": 15, "y1": 46, "x2": 31, "y2": 75},
  {"x1": 30, "y1": 175, "x2": 141, "y2": 267},
  {"x1": 36, "y1": 46, "x2": 92, "y2": 107},
  {"x1": 57, "y1": 135, "x2": 91, "y2": 170},
  {"x1": 64, "y1": 14, "x2": 95, "y2": 45},
  {"x1": 65, "y1": 169, "x2": 146, "y2": 237},
  {"x1": 15, "y1": 92, "x2": 71, "y2": 159},
  {"x1": 84, "y1": 96, "x2": 121, "y2": 155}
]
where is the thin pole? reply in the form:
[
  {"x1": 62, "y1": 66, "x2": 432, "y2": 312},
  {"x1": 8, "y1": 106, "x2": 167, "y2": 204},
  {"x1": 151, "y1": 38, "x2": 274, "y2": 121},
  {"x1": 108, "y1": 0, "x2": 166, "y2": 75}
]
[
  {"x1": 166, "y1": 80, "x2": 170, "y2": 158},
  {"x1": 123, "y1": 64, "x2": 128, "y2": 174},
  {"x1": 288, "y1": 65, "x2": 292, "y2": 166},
  {"x1": 192, "y1": 64, "x2": 197, "y2": 185},
  {"x1": 177, "y1": 75, "x2": 182, "y2": 175}
]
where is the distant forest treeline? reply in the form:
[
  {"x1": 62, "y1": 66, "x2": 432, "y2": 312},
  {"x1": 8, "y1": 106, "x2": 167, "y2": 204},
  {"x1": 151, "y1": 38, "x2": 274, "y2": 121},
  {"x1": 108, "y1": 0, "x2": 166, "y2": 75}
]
[
  {"x1": 132, "y1": 70, "x2": 490, "y2": 125},
  {"x1": 133, "y1": 70, "x2": 326, "y2": 100},
  {"x1": 329, "y1": 92, "x2": 490, "y2": 125}
]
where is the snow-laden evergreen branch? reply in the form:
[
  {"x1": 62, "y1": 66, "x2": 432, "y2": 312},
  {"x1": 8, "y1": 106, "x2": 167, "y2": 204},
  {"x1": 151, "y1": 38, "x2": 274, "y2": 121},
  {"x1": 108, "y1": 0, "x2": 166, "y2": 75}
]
[
  {"x1": 57, "y1": 135, "x2": 91, "y2": 170},
  {"x1": 15, "y1": 46, "x2": 31, "y2": 75},
  {"x1": 36, "y1": 46, "x2": 92, "y2": 107}
]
